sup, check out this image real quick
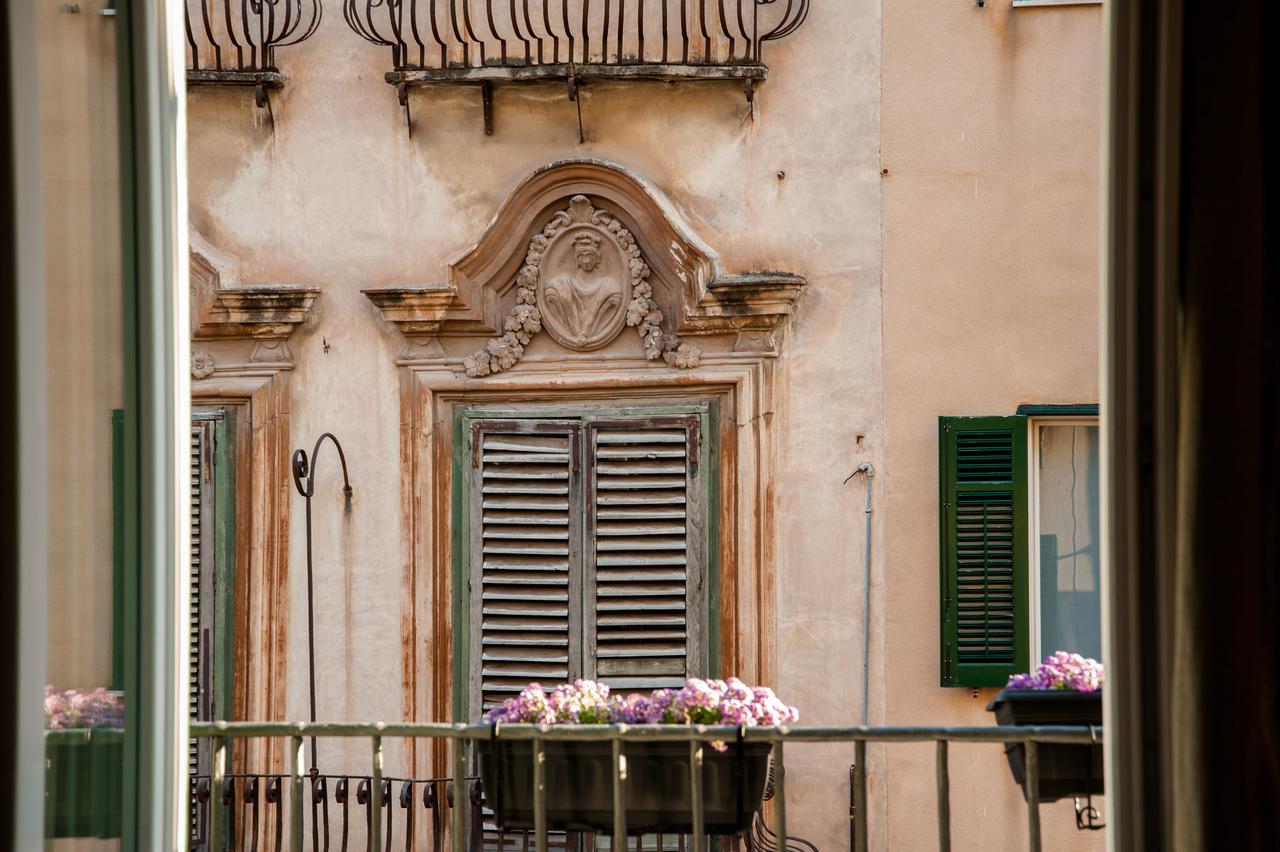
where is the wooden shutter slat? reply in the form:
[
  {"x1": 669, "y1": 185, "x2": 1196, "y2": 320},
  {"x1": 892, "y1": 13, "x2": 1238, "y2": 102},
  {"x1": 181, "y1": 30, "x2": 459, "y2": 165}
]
[{"x1": 939, "y1": 416, "x2": 1029, "y2": 687}]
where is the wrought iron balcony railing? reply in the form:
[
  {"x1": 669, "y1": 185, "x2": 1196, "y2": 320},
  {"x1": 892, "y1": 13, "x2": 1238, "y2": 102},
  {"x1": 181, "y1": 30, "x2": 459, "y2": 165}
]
[
  {"x1": 187, "y1": 720, "x2": 1103, "y2": 852},
  {"x1": 184, "y1": 0, "x2": 323, "y2": 105},
  {"x1": 343, "y1": 0, "x2": 810, "y2": 132}
]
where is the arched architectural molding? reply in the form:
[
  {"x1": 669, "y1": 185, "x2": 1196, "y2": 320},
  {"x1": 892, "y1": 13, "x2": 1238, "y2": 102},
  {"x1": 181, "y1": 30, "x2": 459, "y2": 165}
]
[
  {"x1": 364, "y1": 158, "x2": 805, "y2": 363},
  {"x1": 366, "y1": 162, "x2": 804, "y2": 785}
]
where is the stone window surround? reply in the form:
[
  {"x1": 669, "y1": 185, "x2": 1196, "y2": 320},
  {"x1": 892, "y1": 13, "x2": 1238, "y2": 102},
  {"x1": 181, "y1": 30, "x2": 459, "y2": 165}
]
[{"x1": 365, "y1": 159, "x2": 805, "y2": 780}]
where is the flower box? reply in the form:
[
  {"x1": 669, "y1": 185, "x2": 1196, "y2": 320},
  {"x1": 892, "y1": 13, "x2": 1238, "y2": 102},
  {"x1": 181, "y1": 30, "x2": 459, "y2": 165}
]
[
  {"x1": 478, "y1": 736, "x2": 772, "y2": 834},
  {"x1": 44, "y1": 730, "x2": 124, "y2": 838},
  {"x1": 987, "y1": 689, "x2": 1103, "y2": 802}
]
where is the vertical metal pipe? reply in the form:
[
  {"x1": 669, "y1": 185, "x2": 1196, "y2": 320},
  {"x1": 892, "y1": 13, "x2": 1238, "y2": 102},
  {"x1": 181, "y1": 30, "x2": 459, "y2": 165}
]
[
  {"x1": 853, "y1": 740, "x2": 867, "y2": 852},
  {"x1": 859, "y1": 464, "x2": 874, "y2": 724},
  {"x1": 1025, "y1": 740, "x2": 1041, "y2": 852},
  {"x1": 935, "y1": 740, "x2": 950, "y2": 852},
  {"x1": 611, "y1": 736, "x2": 627, "y2": 852},
  {"x1": 689, "y1": 740, "x2": 705, "y2": 852},
  {"x1": 291, "y1": 735, "x2": 306, "y2": 852},
  {"x1": 774, "y1": 740, "x2": 787, "y2": 852},
  {"x1": 533, "y1": 736, "x2": 548, "y2": 852},
  {"x1": 211, "y1": 736, "x2": 228, "y2": 852},
  {"x1": 451, "y1": 734, "x2": 466, "y2": 852},
  {"x1": 371, "y1": 735, "x2": 384, "y2": 852}
]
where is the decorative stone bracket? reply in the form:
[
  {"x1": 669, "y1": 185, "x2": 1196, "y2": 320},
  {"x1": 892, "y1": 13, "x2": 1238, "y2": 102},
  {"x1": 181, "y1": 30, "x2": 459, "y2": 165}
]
[
  {"x1": 190, "y1": 232, "x2": 320, "y2": 374},
  {"x1": 364, "y1": 158, "x2": 807, "y2": 371}
]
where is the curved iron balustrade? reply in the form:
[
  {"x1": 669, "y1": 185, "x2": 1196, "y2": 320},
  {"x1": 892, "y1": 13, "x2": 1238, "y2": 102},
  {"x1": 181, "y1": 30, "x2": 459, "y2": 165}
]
[
  {"x1": 344, "y1": 0, "x2": 810, "y2": 78},
  {"x1": 185, "y1": 0, "x2": 323, "y2": 85}
]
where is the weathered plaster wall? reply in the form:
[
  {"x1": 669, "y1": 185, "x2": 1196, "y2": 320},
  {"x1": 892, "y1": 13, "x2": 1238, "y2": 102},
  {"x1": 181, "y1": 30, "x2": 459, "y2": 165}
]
[
  {"x1": 880, "y1": 1, "x2": 1102, "y2": 850},
  {"x1": 187, "y1": 3, "x2": 880, "y2": 851}
]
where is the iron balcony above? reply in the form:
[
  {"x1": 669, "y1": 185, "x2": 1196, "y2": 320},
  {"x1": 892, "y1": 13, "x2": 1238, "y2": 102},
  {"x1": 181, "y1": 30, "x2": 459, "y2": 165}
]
[
  {"x1": 344, "y1": 0, "x2": 810, "y2": 105},
  {"x1": 185, "y1": 0, "x2": 323, "y2": 104}
]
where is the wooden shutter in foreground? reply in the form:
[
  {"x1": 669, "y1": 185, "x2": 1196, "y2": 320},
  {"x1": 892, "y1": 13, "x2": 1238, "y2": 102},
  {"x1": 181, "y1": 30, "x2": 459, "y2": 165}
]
[
  {"x1": 586, "y1": 417, "x2": 704, "y2": 690},
  {"x1": 939, "y1": 416, "x2": 1029, "y2": 687},
  {"x1": 469, "y1": 422, "x2": 583, "y2": 712}
]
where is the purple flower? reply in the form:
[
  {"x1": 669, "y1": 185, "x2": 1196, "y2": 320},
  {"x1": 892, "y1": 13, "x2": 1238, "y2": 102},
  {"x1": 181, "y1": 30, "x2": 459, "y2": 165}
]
[
  {"x1": 1004, "y1": 652, "x2": 1104, "y2": 693},
  {"x1": 44, "y1": 685, "x2": 125, "y2": 730},
  {"x1": 483, "y1": 678, "x2": 799, "y2": 729}
]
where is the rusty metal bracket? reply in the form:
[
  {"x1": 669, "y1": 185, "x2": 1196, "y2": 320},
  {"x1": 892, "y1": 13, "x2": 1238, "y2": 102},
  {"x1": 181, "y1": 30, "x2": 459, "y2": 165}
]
[
  {"x1": 567, "y1": 67, "x2": 586, "y2": 143},
  {"x1": 481, "y1": 82, "x2": 494, "y2": 135},
  {"x1": 744, "y1": 78, "x2": 755, "y2": 120},
  {"x1": 398, "y1": 82, "x2": 413, "y2": 139}
]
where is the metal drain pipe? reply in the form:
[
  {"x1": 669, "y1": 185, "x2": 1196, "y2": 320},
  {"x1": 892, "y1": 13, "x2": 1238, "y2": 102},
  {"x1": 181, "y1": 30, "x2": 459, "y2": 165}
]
[{"x1": 846, "y1": 463, "x2": 875, "y2": 724}]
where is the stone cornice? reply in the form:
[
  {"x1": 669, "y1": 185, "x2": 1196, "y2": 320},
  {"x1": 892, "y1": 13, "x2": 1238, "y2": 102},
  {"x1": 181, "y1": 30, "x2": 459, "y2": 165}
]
[
  {"x1": 362, "y1": 284, "x2": 457, "y2": 338},
  {"x1": 194, "y1": 285, "x2": 321, "y2": 340}
]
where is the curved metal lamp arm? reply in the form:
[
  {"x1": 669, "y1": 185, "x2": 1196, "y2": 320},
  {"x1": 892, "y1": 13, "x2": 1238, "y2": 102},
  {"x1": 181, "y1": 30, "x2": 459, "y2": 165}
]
[{"x1": 292, "y1": 432, "x2": 353, "y2": 505}]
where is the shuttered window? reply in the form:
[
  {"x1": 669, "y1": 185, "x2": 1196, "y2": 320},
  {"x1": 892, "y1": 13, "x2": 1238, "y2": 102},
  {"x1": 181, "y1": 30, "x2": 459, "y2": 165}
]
[
  {"x1": 938, "y1": 416, "x2": 1029, "y2": 687},
  {"x1": 189, "y1": 409, "x2": 237, "y2": 849},
  {"x1": 462, "y1": 410, "x2": 710, "y2": 718}
]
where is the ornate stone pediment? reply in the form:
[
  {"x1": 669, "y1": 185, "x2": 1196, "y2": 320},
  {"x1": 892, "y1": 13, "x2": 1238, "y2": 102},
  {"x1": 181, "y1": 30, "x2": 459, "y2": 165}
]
[
  {"x1": 363, "y1": 159, "x2": 806, "y2": 371},
  {"x1": 190, "y1": 229, "x2": 320, "y2": 371}
]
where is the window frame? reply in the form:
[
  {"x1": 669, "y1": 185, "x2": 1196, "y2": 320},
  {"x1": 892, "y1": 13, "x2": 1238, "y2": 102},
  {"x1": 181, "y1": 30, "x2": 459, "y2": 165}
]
[
  {"x1": 450, "y1": 401, "x2": 719, "y2": 721},
  {"x1": 1027, "y1": 414, "x2": 1102, "y2": 665}
]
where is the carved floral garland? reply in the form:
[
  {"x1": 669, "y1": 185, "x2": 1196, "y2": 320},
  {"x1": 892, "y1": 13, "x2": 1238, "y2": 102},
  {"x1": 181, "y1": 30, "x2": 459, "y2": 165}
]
[{"x1": 463, "y1": 197, "x2": 701, "y2": 378}]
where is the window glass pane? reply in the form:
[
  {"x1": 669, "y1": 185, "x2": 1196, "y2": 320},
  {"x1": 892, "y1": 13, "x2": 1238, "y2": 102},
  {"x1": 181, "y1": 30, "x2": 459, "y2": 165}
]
[
  {"x1": 37, "y1": 2, "x2": 128, "y2": 844},
  {"x1": 1037, "y1": 423, "x2": 1102, "y2": 661}
]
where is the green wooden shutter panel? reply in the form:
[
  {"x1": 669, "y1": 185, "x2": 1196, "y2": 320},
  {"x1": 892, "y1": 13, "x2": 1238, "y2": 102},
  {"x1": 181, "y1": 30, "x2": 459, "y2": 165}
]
[
  {"x1": 586, "y1": 422, "x2": 701, "y2": 690},
  {"x1": 470, "y1": 423, "x2": 581, "y2": 712},
  {"x1": 939, "y1": 416, "x2": 1029, "y2": 687}
]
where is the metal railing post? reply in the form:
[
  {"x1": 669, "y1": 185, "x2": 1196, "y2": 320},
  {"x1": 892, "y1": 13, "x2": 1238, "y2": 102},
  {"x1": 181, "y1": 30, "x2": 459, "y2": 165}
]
[
  {"x1": 1025, "y1": 740, "x2": 1041, "y2": 852},
  {"x1": 611, "y1": 735, "x2": 627, "y2": 852},
  {"x1": 853, "y1": 740, "x2": 867, "y2": 852},
  {"x1": 533, "y1": 734, "x2": 548, "y2": 852},
  {"x1": 689, "y1": 739, "x2": 705, "y2": 852},
  {"x1": 371, "y1": 734, "x2": 384, "y2": 852},
  {"x1": 774, "y1": 738, "x2": 787, "y2": 852},
  {"x1": 211, "y1": 735, "x2": 227, "y2": 852},
  {"x1": 452, "y1": 731, "x2": 466, "y2": 852},
  {"x1": 291, "y1": 734, "x2": 306, "y2": 852},
  {"x1": 935, "y1": 740, "x2": 950, "y2": 852}
]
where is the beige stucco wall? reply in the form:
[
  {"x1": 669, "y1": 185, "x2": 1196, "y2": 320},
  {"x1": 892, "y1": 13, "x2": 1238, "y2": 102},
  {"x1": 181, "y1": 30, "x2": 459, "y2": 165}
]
[
  {"x1": 880, "y1": 1, "x2": 1102, "y2": 849},
  {"x1": 188, "y1": 1, "x2": 880, "y2": 849},
  {"x1": 181, "y1": 0, "x2": 1104, "y2": 849}
]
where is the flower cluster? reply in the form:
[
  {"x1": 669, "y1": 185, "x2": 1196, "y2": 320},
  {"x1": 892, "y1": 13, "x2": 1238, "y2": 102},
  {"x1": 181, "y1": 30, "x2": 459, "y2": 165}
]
[
  {"x1": 1006, "y1": 652, "x2": 1104, "y2": 692},
  {"x1": 485, "y1": 678, "x2": 798, "y2": 728},
  {"x1": 44, "y1": 686, "x2": 125, "y2": 730}
]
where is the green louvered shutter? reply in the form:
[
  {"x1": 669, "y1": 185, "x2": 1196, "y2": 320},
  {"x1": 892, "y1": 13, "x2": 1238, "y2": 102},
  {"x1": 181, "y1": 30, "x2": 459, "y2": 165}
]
[
  {"x1": 467, "y1": 421, "x2": 583, "y2": 714},
  {"x1": 939, "y1": 416, "x2": 1029, "y2": 687},
  {"x1": 584, "y1": 417, "x2": 706, "y2": 691}
]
